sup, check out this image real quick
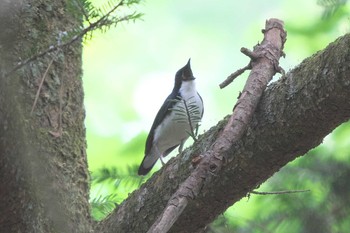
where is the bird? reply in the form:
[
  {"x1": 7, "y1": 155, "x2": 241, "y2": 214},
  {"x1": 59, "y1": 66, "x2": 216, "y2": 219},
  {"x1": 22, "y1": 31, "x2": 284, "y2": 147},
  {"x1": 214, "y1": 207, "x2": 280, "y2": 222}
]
[{"x1": 138, "y1": 59, "x2": 204, "y2": 175}]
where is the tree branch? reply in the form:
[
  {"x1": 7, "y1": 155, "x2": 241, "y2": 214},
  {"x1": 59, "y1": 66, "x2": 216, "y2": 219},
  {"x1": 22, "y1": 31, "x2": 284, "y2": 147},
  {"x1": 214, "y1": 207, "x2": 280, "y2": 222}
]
[
  {"x1": 146, "y1": 18, "x2": 286, "y2": 233},
  {"x1": 96, "y1": 31, "x2": 350, "y2": 233},
  {"x1": 219, "y1": 63, "x2": 251, "y2": 89},
  {"x1": 4, "y1": 0, "x2": 140, "y2": 78}
]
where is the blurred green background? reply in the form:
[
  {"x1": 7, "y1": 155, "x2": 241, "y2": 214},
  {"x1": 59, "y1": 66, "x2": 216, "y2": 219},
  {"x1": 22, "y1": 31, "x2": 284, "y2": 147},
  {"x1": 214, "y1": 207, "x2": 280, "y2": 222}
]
[{"x1": 83, "y1": 0, "x2": 350, "y2": 232}]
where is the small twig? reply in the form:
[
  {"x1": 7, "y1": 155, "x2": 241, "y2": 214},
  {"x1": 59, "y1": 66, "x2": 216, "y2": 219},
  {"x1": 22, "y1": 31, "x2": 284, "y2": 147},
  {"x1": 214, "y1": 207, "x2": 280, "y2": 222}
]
[
  {"x1": 251, "y1": 189, "x2": 310, "y2": 195},
  {"x1": 219, "y1": 47, "x2": 261, "y2": 89},
  {"x1": 240, "y1": 47, "x2": 259, "y2": 60},
  {"x1": 219, "y1": 64, "x2": 251, "y2": 89},
  {"x1": 30, "y1": 59, "x2": 54, "y2": 115}
]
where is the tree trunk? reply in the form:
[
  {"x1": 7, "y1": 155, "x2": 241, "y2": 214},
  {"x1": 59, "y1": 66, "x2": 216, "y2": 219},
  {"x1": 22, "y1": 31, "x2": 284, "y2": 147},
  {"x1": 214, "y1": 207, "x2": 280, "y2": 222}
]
[{"x1": 0, "y1": 1, "x2": 91, "y2": 232}]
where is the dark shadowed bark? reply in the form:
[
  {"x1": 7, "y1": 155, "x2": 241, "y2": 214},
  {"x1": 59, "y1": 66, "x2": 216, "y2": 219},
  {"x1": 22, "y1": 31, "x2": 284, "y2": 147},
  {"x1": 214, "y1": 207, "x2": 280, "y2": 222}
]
[{"x1": 0, "y1": 1, "x2": 91, "y2": 232}]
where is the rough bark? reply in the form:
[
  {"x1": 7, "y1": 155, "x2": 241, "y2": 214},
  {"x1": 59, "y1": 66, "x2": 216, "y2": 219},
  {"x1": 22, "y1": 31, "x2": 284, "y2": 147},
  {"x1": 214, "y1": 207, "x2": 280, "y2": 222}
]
[
  {"x1": 0, "y1": 1, "x2": 91, "y2": 233},
  {"x1": 97, "y1": 33, "x2": 350, "y2": 233}
]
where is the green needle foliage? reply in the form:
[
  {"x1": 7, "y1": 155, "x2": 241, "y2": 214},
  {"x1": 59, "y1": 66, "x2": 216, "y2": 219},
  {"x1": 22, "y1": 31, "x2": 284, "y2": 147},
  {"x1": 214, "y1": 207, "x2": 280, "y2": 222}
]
[
  {"x1": 90, "y1": 165, "x2": 145, "y2": 220},
  {"x1": 6, "y1": 0, "x2": 143, "y2": 77},
  {"x1": 72, "y1": 0, "x2": 143, "y2": 40},
  {"x1": 91, "y1": 193, "x2": 119, "y2": 220},
  {"x1": 81, "y1": 0, "x2": 143, "y2": 220},
  {"x1": 317, "y1": 0, "x2": 348, "y2": 18},
  {"x1": 91, "y1": 165, "x2": 144, "y2": 188}
]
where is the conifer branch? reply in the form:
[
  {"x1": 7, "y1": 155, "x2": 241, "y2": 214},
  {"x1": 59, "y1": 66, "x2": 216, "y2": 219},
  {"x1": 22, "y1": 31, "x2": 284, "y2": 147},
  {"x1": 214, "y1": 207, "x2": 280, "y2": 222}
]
[{"x1": 5, "y1": 0, "x2": 142, "y2": 78}]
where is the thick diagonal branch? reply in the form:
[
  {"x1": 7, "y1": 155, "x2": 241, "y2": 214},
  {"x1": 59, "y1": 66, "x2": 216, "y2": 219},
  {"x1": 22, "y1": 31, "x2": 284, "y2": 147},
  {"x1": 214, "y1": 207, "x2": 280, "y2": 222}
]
[
  {"x1": 96, "y1": 30, "x2": 350, "y2": 233},
  {"x1": 146, "y1": 18, "x2": 286, "y2": 233}
]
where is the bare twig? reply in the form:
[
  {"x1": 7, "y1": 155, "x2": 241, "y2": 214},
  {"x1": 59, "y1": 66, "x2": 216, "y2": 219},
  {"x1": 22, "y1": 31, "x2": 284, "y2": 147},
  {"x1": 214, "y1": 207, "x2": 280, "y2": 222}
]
[
  {"x1": 147, "y1": 18, "x2": 287, "y2": 233},
  {"x1": 30, "y1": 59, "x2": 54, "y2": 114},
  {"x1": 219, "y1": 63, "x2": 251, "y2": 89},
  {"x1": 220, "y1": 32, "x2": 285, "y2": 89},
  {"x1": 240, "y1": 47, "x2": 259, "y2": 60},
  {"x1": 251, "y1": 189, "x2": 310, "y2": 195}
]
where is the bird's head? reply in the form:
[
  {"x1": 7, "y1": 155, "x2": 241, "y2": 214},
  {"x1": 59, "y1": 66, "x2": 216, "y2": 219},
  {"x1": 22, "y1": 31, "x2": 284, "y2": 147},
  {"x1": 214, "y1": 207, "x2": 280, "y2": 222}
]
[{"x1": 175, "y1": 59, "x2": 195, "y2": 82}]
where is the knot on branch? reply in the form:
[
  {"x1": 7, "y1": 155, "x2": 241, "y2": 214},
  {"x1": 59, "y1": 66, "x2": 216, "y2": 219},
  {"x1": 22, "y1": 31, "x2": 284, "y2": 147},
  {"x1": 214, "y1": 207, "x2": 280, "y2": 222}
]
[
  {"x1": 191, "y1": 154, "x2": 204, "y2": 167},
  {"x1": 253, "y1": 43, "x2": 285, "y2": 75},
  {"x1": 203, "y1": 151, "x2": 225, "y2": 177}
]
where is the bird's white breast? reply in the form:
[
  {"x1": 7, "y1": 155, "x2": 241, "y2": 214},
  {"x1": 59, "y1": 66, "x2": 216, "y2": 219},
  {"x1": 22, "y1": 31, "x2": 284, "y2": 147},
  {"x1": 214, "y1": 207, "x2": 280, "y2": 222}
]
[{"x1": 153, "y1": 80, "x2": 203, "y2": 154}]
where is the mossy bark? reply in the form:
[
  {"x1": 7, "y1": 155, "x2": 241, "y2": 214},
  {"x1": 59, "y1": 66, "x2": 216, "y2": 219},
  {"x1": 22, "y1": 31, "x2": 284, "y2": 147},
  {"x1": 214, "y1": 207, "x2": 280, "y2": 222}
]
[{"x1": 0, "y1": 1, "x2": 91, "y2": 232}]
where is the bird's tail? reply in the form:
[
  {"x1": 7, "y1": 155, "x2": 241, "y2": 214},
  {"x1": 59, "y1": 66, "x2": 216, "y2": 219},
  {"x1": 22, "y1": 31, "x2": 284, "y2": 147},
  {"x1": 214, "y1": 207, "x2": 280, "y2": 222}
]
[{"x1": 137, "y1": 150, "x2": 159, "y2": 176}]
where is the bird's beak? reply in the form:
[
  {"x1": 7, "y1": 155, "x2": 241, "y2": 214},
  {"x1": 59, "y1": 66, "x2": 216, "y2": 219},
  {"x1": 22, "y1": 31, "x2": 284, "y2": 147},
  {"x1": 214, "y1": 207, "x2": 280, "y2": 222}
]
[
  {"x1": 186, "y1": 58, "x2": 191, "y2": 67},
  {"x1": 182, "y1": 58, "x2": 194, "y2": 80}
]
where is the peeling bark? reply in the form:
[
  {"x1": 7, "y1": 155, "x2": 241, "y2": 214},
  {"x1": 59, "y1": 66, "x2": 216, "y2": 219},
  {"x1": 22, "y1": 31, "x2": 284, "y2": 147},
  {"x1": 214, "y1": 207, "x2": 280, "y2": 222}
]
[{"x1": 146, "y1": 18, "x2": 286, "y2": 233}]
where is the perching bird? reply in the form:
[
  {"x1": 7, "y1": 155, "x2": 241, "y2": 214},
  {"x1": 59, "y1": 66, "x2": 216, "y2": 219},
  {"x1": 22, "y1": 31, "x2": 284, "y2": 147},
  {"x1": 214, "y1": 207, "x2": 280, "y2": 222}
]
[{"x1": 138, "y1": 59, "x2": 204, "y2": 175}]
